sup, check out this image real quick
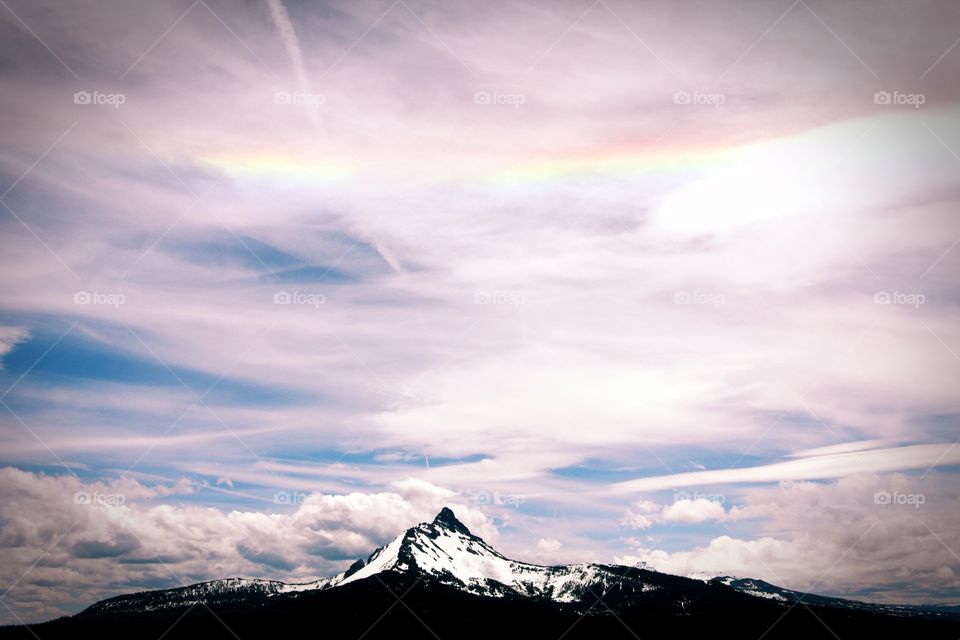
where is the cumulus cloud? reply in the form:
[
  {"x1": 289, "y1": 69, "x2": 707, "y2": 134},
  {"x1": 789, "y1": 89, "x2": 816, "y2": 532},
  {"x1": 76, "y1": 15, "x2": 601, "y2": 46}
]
[
  {"x1": 623, "y1": 497, "x2": 728, "y2": 529},
  {"x1": 661, "y1": 498, "x2": 727, "y2": 524},
  {"x1": 0, "y1": 468, "x2": 492, "y2": 623},
  {"x1": 619, "y1": 474, "x2": 960, "y2": 604},
  {"x1": 536, "y1": 537, "x2": 563, "y2": 553}
]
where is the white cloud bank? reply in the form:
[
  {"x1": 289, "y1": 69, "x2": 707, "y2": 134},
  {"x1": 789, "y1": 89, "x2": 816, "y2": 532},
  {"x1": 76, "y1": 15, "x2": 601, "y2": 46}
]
[
  {"x1": 619, "y1": 473, "x2": 960, "y2": 604},
  {"x1": 0, "y1": 468, "x2": 493, "y2": 624}
]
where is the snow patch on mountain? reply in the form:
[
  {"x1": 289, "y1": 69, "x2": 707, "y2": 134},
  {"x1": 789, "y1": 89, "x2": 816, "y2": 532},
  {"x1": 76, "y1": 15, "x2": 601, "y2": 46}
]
[{"x1": 337, "y1": 507, "x2": 657, "y2": 602}]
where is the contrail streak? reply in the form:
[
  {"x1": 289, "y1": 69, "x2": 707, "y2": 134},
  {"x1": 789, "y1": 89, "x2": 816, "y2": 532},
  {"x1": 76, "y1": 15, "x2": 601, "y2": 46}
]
[{"x1": 265, "y1": 0, "x2": 321, "y2": 130}]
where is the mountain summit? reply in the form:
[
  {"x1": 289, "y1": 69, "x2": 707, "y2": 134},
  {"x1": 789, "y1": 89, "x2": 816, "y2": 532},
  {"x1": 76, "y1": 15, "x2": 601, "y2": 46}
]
[
  {"x1": 79, "y1": 507, "x2": 655, "y2": 614},
  {"x1": 433, "y1": 505, "x2": 471, "y2": 533},
  {"x1": 331, "y1": 507, "x2": 624, "y2": 601}
]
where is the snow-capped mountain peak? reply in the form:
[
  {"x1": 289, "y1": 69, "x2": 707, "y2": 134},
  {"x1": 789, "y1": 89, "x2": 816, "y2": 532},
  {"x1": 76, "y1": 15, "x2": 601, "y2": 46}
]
[
  {"x1": 67, "y1": 507, "x2": 960, "y2": 632},
  {"x1": 83, "y1": 508, "x2": 660, "y2": 615},
  {"x1": 337, "y1": 506, "x2": 516, "y2": 591},
  {"x1": 45, "y1": 508, "x2": 960, "y2": 638},
  {"x1": 90, "y1": 507, "x2": 871, "y2": 618},
  {"x1": 334, "y1": 508, "x2": 658, "y2": 602}
]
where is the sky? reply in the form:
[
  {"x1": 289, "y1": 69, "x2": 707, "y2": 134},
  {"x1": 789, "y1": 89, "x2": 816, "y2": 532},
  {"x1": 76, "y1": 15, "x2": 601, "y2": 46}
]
[{"x1": 0, "y1": 0, "x2": 959, "y2": 625}]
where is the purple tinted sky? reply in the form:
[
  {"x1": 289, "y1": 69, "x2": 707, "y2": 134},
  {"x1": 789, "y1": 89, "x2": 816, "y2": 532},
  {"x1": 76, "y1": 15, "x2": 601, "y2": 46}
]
[{"x1": 0, "y1": 0, "x2": 959, "y2": 624}]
